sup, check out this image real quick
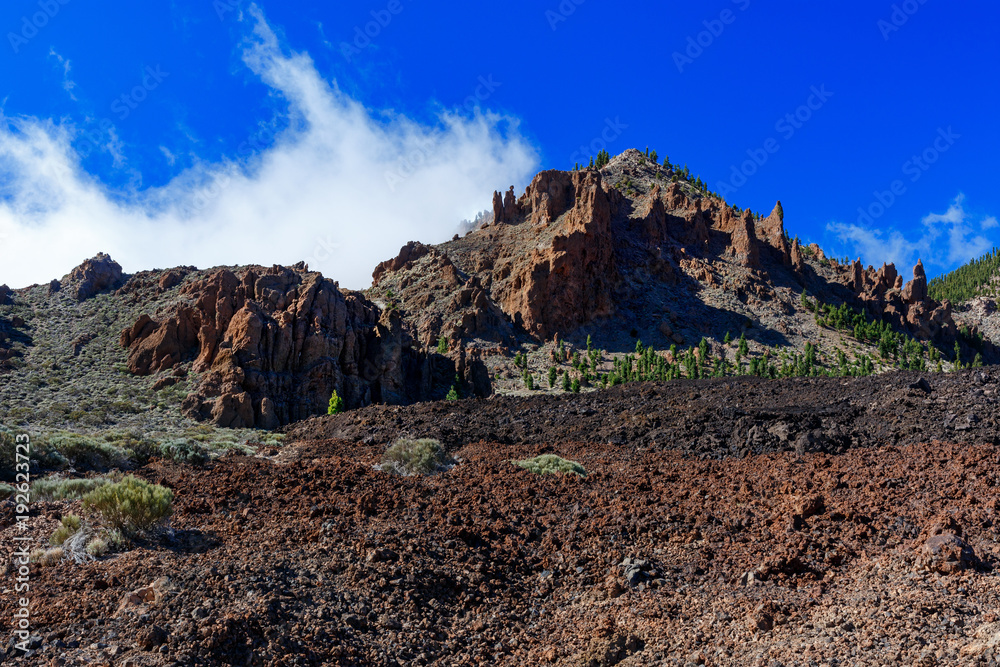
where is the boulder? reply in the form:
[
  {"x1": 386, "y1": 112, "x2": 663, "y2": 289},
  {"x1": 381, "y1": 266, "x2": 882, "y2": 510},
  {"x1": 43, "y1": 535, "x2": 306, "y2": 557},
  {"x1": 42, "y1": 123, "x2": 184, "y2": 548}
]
[{"x1": 65, "y1": 253, "x2": 126, "y2": 301}]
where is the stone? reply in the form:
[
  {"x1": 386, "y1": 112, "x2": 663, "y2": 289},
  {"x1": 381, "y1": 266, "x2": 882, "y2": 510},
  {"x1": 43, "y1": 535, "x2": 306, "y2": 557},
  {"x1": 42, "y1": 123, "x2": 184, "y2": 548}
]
[
  {"x1": 65, "y1": 253, "x2": 126, "y2": 301},
  {"x1": 730, "y1": 210, "x2": 760, "y2": 268},
  {"x1": 902, "y1": 259, "x2": 928, "y2": 304}
]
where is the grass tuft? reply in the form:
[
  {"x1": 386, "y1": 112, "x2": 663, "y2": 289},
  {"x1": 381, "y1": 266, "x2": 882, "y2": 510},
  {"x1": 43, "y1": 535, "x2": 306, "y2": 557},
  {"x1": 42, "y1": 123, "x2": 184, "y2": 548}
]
[{"x1": 513, "y1": 454, "x2": 586, "y2": 477}]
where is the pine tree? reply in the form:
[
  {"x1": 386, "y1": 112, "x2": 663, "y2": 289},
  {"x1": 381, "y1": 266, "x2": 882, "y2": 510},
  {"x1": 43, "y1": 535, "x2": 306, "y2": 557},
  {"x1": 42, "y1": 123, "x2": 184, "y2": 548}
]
[
  {"x1": 723, "y1": 331, "x2": 732, "y2": 345},
  {"x1": 446, "y1": 375, "x2": 461, "y2": 400},
  {"x1": 562, "y1": 371, "x2": 571, "y2": 392},
  {"x1": 738, "y1": 332, "x2": 749, "y2": 357},
  {"x1": 327, "y1": 389, "x2": 344, "y2": 415},
  {"x1": 571, "y1": 378, "x2": 581, "y2": 393},
  {"x1": 437, "y1": 336, "x2": 448, "y2": 354}
]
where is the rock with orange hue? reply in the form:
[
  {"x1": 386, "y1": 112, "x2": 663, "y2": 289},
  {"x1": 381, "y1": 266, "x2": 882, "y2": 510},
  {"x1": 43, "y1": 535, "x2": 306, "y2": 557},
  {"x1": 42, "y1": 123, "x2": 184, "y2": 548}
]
[
  {"x1": 491, "y1": 169, "x2": 616, "y2": 338},
  {"x1": 902, "y1": 259, "x2": 928, "y2": 304},
  {"x1": 65, "y1": 253, "x2": 126, "y2": 301},
  {"x1": 730, "y1": 210, "x2": 760, "y2": 268},
  {"x1": 521, "y1": 170, "x2": 579, "y2": 225},
  {"x1": 875, "y1": 262, "x2": 897, "y2": 295},
  {"x1": 759, "y1": 201, "x2": 791, "y2": 264},
  {"x1": 121, "y1": 264, "x2": 461, "y2": 429},
  {"x1": 372, "y1": 241, "x2": 432, "y2": 284},
  {"x1": 790, "y1": 238, "x2": 804, "y2": 272}
]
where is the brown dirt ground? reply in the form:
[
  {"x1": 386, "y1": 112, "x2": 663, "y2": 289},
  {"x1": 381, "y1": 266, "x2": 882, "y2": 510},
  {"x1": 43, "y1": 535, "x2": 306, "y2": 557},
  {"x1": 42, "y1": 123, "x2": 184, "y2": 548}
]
[{"x1": 3, "y1": 371, "x2": 1000, "y2": 666}]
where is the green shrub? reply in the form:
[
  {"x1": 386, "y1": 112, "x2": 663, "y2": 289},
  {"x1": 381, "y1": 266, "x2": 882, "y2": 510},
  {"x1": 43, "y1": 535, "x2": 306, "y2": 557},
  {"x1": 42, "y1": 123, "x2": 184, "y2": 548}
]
[
  {"x1": 379, "y1": 438, "x2": 453, "y2": 476},
  {"x1": 85, "y1": 537, "x2": 108, "y2": 558},
  {"x1": 514, "y1": 454, "x2": 586, "y2": 477},
  {"x1": 47, "y1": 434, "x2": 128, "y2": 471},
  {"x1": 82, "y1": 476, "x2": 173, "y2": 535},
  {"x1": 158, "y1": 439, "x2": 209, "y2": 466},
  {"x1": 103, "y1": 431, "x2": 159, "y2": 464},
  {"x1": 50, "y1": 514, "x2": 82, "y2": 546},
  {"x1": 0, "y1": 428, "x2": 68, "y2": 481},
  {"x1": 32, "y1": 476, "x2": 112, "y2": 501},
  {"x1": 437, "y1": 336, "x2": 448, "y2": 354},
  {"x1": 327, "y1": 390, "x2": 344, "y2": 416}
]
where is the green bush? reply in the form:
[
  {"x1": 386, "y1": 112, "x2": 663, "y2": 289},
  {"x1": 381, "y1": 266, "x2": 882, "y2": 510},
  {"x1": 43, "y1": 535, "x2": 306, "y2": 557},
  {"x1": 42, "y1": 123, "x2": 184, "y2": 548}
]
[
  {"x1": 46, "y1": 434, "x2": 128, "y2": 471},
  {"x1": 379, "y1": 438, "x2": 453, "y2": 476},
  {"x1": 32, "y1": 476, "x2": 112, "y2": 501},
  {"x1": 86, "y1": 537, "x2": 108, "y2": 558},
  {"x1": 158, "y1": 439, "x2": 209, "y2": 466},
  {"x1": 514, "y1": 454, "x2": 586, "y2": 477},
  {"x1": 0, "y1": 428, "x2": 68, "y2": 481},
  {"x1": 50, "y1": 514, "x2": 82, "y2": 546},
  {"x1": 82, "y1": 476, "x2": 173, "y2": 535},
  {"x1": 327, "y1": 390, "x2": 344, "y2": 416}
]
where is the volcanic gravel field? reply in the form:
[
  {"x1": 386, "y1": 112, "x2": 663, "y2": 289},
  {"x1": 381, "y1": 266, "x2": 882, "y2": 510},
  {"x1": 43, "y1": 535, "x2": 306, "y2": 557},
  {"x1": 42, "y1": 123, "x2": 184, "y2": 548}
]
[{"x1": 4, "y1": 370, "x2": 1000, "y2": 665}]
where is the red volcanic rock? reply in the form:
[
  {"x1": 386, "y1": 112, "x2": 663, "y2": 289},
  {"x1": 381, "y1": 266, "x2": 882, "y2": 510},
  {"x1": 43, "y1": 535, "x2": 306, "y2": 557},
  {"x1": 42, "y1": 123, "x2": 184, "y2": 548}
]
[
  {"x1": 121, "y1": 265, "x2": 425, "y2": 428},
  {"x1": 790, "y1": 238, "x2": 805, "y2": 272},
  {"x1": 849, "y1": 259, "x2": 864, "y2": 293},
  {"x1": 372, "y1": 241, "x2": 432, "y2": 284},
  {"x1": 65, "y1": 253, "x2": 126, "y2": 301},
  {"x1": 492, "y1": 169, "x2": 616, "y2": 339},
  {"x1": 759, "y1": 201, "x2": 791, "y2": 264},
  {"x1": 491, "y1": 186, "x2": 521, "y2": 225},
  {"x1": 730, "y1": 210, "x2": 760, "y2": 268},
  {"x1": 522, "y1": 170, "x2": 578, "y2": 225},
  {"x1": 919, "y1": 517, "x2": 977, "y2": 575},
  {"x1": 876, "y1": 262, "x2": 897, "y2": 293},
  {"x1": 158, "y1": 269, "x2": 189, "y2": 291},
  {"x1": 902, "y1": 259, "x2": 928, "y2": 304}
]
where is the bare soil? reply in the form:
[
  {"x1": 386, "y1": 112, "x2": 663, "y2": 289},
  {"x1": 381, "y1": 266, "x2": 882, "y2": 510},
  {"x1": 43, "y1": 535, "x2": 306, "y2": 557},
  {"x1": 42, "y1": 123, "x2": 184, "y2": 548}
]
[{"x1": 3, "y1": 371, "x2": 1000, "y2": 665}]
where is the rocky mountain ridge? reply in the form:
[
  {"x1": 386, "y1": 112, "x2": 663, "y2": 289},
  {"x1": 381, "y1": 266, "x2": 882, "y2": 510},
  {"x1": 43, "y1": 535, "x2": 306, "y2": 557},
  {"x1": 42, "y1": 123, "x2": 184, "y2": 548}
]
[{"x1": 0, "y1": 149, "x2": 995, "y2": 432}]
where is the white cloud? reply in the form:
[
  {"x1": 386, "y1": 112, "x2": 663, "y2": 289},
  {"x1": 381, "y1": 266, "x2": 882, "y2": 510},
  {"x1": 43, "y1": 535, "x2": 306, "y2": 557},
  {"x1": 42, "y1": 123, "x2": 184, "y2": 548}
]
[
  {"x1": 825, "y1": 222, "x2": 924, "y2": 270},
  {"x1": 0, "y1": 6, "x2": 538, "y2": 289},
  {"x1": 48, "y1": 49, "x2": 77, "y2": 101},
  {"x1": 826, "y1": 194, "x2": 996, "y2": 273}
]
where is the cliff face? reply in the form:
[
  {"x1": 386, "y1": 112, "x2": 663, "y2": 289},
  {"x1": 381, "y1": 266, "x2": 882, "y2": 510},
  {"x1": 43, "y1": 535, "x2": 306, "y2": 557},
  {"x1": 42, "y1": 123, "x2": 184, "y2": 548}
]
[
  {"x1": 374, "y1": 148, "x2": 979, "y2": 357},
  {"x1": 118, "y1": 265, "x2": 480, "y2": 429}
]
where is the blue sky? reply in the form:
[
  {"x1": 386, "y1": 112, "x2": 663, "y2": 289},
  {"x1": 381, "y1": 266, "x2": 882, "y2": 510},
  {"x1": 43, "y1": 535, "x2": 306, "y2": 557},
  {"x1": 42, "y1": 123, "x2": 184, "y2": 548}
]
[{"x1": 0, "y1": 0, "x2": 997, "y2": 288}]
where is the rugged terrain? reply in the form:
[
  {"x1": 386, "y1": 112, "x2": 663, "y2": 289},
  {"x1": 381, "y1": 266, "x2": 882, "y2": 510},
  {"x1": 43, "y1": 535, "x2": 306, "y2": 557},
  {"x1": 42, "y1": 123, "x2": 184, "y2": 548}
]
[
  {"x1": 4, "y1": 371, "x2": 1000, "y2": 665},
  {"x1": 3, "y1": 149, "x2": 1000, "y2": 665}
]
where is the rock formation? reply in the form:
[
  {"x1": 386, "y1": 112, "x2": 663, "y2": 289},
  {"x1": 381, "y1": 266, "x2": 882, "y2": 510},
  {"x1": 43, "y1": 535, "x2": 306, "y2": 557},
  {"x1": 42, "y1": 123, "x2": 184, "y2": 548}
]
[
  {"x1": 65, "y1": 253, "x2": 127, "y2": 301},
  {"x1": 730, "y1": 210, "x2": 761, "y2": 269},
  {"x1": 121, "y1": 264, "x2": 482, "y2": 428},
  {"x1": 902, "y1": 259, "x2": 928, "y2": 304},
  {"x1": 758, "y1": 201, "x2": 791, "y2": 265},
  {"x1": 492, "y1": 169, "x2": 616, "y2": 338}
]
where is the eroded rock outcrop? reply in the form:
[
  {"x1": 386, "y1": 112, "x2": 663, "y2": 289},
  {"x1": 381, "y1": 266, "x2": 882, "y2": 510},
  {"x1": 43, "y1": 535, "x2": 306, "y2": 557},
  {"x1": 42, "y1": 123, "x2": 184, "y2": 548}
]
[
  {"x1": 730, "y1": 210, "x2": 761, "y2": 269},
  {"x1": 121, "y1": 265, "x2": 462, "y2": 428},
  {"x1": 492, "y1": 169, "x2": 616, "y2": 338},
  {"x1": 65, "y1": 253, "x2": 127, "y2": 301},
  {"x1": 759, "y1": 201, "x2": 791, "y2": 265}
]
